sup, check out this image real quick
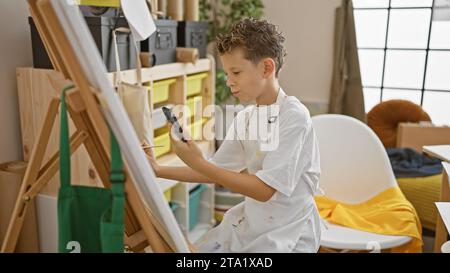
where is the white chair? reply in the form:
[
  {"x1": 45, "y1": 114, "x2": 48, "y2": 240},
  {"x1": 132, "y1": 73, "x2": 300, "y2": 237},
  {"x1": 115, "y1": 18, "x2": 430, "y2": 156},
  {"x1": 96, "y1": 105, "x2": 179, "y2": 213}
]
[{"x1": 312, "y1": 114, "x2": 412, "y2": 252}]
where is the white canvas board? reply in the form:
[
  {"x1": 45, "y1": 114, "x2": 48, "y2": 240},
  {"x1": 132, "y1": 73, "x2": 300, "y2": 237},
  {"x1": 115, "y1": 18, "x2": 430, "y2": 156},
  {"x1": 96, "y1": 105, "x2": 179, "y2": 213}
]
[{"x1": 50, "y1": 0, "x2": 189, "y2": 252}]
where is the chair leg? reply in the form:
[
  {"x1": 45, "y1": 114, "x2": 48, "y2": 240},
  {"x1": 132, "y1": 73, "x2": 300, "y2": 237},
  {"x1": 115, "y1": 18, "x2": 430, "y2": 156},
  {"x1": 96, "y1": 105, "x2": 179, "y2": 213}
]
[
  {"x1": 319, "y1": 246, "x2": 383, "y2": 253},
  {"x1": 318, "y1": 246, "x2": 340, "y2": 253}
]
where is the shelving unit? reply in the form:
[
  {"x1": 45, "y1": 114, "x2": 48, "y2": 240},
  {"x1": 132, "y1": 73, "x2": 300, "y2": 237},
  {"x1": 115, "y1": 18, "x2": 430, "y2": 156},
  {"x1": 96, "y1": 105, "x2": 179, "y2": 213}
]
[{"x1": 16, "y1": 57, "x2": 217, "y2": 249}]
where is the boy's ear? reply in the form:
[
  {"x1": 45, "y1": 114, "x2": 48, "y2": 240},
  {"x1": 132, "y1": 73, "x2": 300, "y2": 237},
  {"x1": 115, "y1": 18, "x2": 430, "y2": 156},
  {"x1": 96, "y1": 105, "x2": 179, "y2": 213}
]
[{"x1": 262, "y1": 58, "x2": 276, "y2": 78}]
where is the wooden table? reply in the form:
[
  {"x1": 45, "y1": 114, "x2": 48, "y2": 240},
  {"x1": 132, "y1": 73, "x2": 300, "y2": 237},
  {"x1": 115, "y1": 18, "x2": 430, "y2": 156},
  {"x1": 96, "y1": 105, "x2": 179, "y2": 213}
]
[{"x1": 423, "y1": 145, "x2": 450, "y2": 252}]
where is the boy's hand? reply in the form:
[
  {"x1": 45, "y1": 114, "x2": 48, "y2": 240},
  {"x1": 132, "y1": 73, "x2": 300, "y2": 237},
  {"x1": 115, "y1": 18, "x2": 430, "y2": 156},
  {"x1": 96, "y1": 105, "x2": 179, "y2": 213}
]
[
  {"x1": 142, "y1": 141, "x2": 161, "y2": 176},
  {"x1": 169, "y1": 124, "x2": 204, "y2": 167}
]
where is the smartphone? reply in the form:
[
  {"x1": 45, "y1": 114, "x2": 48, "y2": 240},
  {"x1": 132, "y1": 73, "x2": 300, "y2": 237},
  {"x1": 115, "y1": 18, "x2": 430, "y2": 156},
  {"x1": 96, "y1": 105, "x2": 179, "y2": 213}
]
[{"x1": 162, "y1": 106, "x2": 187, "y2": 142}]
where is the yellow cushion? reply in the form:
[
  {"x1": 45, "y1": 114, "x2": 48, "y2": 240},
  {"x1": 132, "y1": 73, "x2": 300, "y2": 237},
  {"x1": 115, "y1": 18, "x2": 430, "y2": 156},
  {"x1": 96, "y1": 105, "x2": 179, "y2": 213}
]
[{"x1": 397, "y1": 173, "x2": 443, "y2": 231}]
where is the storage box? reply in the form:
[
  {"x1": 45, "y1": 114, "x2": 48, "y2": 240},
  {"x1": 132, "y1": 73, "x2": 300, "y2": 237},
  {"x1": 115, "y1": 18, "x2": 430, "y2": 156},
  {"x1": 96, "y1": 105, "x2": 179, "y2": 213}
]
[
  {"x1": 189, "y1": 184, "x2": 207, "y2": 230},
  {"x1": 78, "y1": 0, "x2": 120, "y2": 7},
  {"x1": 29, "y1": 16, "x2": 138, "y2": 71},
  {"x1": 177, "y1": 21, "x2": 208, "y2": 58},
  {"x1": 86, "y1": 16, "x2": 139, "y2": 71},
  {"x1": 152, "y1": 78, "x2": 176, "y2": 104},
  {"x1": 186, "y1": 72, "x2": 208, "y2": 97},
  {"x1": 28, "y1": 17, "x2": 53, "y2": 69},
  {"x1": 164, "y1": 188, "x2": 172, "y2": 202},
  {"x1": 79, "y1": 6, "x2": 120, "y2": 17},
  {"x1": 169, "y1": 202, "x2": 179, "y2": 213},
  {"x1": 214, "y1": 208, "x2": 227, "y2": 222},
  {"x1": 141, "y1": 20, "x2": 178, "y2": 66},
  {"x1": 186, "y1": 96, "x2": 202, "y2": 118},
  {"x1": 154, "y1": 127, "x2": 171, "y2": 158}
]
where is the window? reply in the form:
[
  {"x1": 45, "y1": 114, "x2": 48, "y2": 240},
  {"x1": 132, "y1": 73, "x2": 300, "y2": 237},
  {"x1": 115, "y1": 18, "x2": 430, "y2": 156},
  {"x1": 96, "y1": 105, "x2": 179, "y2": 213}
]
[{"x1": 354, "y1": 0, "x2": 450, "y2": 125}]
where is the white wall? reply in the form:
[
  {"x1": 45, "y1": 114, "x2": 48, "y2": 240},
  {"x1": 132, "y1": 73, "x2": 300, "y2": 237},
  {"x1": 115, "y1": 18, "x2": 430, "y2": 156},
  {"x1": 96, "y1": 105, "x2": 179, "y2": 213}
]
[
  {"x1": 0, "y1": 0, "x2": 32, "y2": 163},
  {"x1": 263, "y1": 0, "x2": 342, "y2": 112},
  {"x1": 0, "y1": 0, "x2": 342, "y2": 163}
]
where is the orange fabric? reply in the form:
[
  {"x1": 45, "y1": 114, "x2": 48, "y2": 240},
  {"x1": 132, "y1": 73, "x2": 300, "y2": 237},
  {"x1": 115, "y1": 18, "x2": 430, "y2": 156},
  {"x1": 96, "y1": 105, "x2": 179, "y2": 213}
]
[{"x1": 315, "y1": 187, "x2": 423, "y2": 253}]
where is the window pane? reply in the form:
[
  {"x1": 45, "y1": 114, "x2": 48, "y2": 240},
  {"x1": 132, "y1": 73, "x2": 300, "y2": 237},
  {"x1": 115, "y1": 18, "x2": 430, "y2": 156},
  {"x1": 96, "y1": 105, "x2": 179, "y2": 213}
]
[
  {"x1": 425, "y1": 51, "x2": 450, "y2": 90},
  {"x1": 422, "y1": 91, "x2": 450, "y2": 125},
  {"x1": 387, "y1": 9, "x2": 431, "y2": 49},
  {"x1": 353, "y1": 0, "x2": 389, "y2": 8},
  {"x1": 358, "y1": 49, "x2": 385, "y2": 86},
  {"x1": 382, "y1": 89, "x2": 422, "y2": 105},
  {"x1": 390, "y1": 0, "x2": 433, "y2": 7},
  {"x1": 363, "y1": 88, "x2": 381, "y2": 113},
  {"x1": 430, "y1": 21, "x2": 450, "y2": 49},
  {"x1": 384, "y1": 50, "x2": 426, "y2": 89},
  {"x1": 354, "y1": 10, "x2": 388, "y2": 48}
]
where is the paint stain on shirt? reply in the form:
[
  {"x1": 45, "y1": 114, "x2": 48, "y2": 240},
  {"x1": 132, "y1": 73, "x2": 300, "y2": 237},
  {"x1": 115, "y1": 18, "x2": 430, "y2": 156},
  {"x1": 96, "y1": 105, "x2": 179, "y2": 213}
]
[
  {"x1": 232, "y1": 217, "x2": 246, "y2": 228},
  {"x1": 212, "y1": 242, "x2": 221, "y2": 251}
]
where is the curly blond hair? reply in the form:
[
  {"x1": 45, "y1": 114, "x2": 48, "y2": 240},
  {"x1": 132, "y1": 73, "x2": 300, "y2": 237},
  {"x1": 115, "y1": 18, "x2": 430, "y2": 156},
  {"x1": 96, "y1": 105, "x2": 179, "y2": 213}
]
[{"x1": 216, "y1": 18, "x2": 286, "y2": 77}]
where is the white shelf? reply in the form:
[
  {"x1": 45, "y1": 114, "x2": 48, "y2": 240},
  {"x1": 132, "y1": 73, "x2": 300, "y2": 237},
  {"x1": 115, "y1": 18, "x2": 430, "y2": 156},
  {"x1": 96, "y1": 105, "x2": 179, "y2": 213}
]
[
  {"x1": 108, "y1": 58, "x2": 213, "y2": 86},
  {"x1": 156, "y1": 177, "x2": 178, "y2": 192},
  {"x1": 188, "y1": 182, "x2": 200, "y2": 191},
  {"x1": 129, "y1": 57, "x2": 216, "y2": 248}
]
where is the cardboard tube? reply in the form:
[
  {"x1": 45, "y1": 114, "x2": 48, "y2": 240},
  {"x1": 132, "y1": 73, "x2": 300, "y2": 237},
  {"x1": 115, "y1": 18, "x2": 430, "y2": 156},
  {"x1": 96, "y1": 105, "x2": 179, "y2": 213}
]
[
  {"x1": 167, "y1": 0, "x2": 183, "y2": 21},
  {"x1": 176, "y1": 47, "x2": 199, "y2": 64},
  {"x1": 185, "y1": 0, "x2": 199, "y2": 21},
  {"x1": 140, "y1": 52, "x2": 153, "y2": 67},
  {"x1": 158, "y1": 0, "x2": 167, "y2": 15},
  {"x1": 146, "y1": 0, "x2": 159, "y2": 19}
]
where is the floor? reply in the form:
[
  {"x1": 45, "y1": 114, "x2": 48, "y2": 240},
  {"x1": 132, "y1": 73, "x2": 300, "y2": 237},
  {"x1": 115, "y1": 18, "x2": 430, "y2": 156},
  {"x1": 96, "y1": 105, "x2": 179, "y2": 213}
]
[
  {"x1": 422, "y1": 228, "x2": 436, "y2": 253},
  {"x1": 423, "y1": 235, "x2": 434, "y2": 253}
]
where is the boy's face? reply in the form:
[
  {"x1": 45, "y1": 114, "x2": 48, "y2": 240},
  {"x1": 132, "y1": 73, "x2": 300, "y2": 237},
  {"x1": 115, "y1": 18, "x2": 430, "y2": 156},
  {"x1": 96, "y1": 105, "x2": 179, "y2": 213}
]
[{"x1": 220, "y1": 48, "x2": 266, "y2": 103}]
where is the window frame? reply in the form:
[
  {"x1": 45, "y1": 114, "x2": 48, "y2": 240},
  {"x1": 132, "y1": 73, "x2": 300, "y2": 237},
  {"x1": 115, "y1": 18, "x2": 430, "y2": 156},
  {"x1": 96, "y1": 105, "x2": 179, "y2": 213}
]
[{"x1": 354, "y1": 0, "x2": 450, "y2": 109}]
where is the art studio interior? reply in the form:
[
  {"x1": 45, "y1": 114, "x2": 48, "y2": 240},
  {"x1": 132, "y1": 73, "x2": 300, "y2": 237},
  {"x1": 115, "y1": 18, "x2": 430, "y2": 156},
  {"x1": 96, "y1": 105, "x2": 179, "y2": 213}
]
[{"x1": 0, "y1": 0, "x2": 449, "y2": 254}]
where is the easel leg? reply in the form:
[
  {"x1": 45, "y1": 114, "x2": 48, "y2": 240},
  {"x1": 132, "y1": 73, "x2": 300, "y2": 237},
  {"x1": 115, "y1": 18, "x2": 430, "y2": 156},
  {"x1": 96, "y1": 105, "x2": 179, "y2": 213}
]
[
  {"x1": 1, "y1": 98, "x2": 59, "y2": 253},
  {"x1": 1, "y1": 98, "x2": 89, "y2": 253},
  {"x1": 27, "y1": 130, "x2": 88, "y2": 198},
  {"x1": 65, "y1": 95, "x2": 171, "y2": 252},
  {"x1": 28, "y1": 0, "x2": 180, "y2": 252}
]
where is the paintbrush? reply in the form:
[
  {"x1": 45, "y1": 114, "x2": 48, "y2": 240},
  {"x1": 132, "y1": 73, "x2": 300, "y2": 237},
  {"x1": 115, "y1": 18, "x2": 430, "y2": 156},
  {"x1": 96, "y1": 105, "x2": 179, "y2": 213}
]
[{"x1": 142, "y1": 145, "x2": 164, "y2": 149}]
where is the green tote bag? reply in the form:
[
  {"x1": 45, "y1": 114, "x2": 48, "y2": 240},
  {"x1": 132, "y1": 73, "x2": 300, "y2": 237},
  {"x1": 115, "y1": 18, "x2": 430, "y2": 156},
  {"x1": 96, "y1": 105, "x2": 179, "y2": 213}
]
[{"x1": 58, "y1": 86, "x2": 125, "y2": 253}]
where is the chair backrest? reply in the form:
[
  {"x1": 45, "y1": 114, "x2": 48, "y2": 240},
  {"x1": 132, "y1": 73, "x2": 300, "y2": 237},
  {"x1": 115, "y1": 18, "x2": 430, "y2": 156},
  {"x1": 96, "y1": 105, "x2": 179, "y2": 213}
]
[{"x1": 312, "y1": 114, "x2": 398, "y2": 204}]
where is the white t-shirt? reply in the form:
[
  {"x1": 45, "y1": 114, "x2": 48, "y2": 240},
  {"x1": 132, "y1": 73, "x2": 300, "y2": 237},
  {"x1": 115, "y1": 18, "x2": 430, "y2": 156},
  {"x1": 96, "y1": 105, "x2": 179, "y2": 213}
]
[{"x1": 195, "y1": 88, "x2": 321, "y2": 252}]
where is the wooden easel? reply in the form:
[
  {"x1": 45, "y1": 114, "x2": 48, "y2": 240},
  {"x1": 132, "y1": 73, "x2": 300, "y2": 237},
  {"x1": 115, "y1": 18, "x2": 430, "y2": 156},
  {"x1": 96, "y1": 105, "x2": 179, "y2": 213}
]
[{"x1": 1, "y1": 0, "x2": 186, "y2": 253}]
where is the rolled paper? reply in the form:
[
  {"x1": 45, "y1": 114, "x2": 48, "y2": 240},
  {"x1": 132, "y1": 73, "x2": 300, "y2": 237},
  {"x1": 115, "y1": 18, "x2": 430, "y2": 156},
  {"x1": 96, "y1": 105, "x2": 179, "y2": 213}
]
[
  {"x1": 185, "y1": 0, "x2": 199, "y2": 21},
  {"x1": 140, "y1": 52, "x2": 153, "y2": 67},
  {"x1": 167, "y1": 0, "x2": 183, "y2": 21},
  {"x1": 176, "y1": 47, "x2": 199, "y2": 64},
  {"x1": 146, "y1": 0, "x2": 158, "y2": 19},
  {"x1": 157, "y1": 0, "x2": 167, "y2": 15}
]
